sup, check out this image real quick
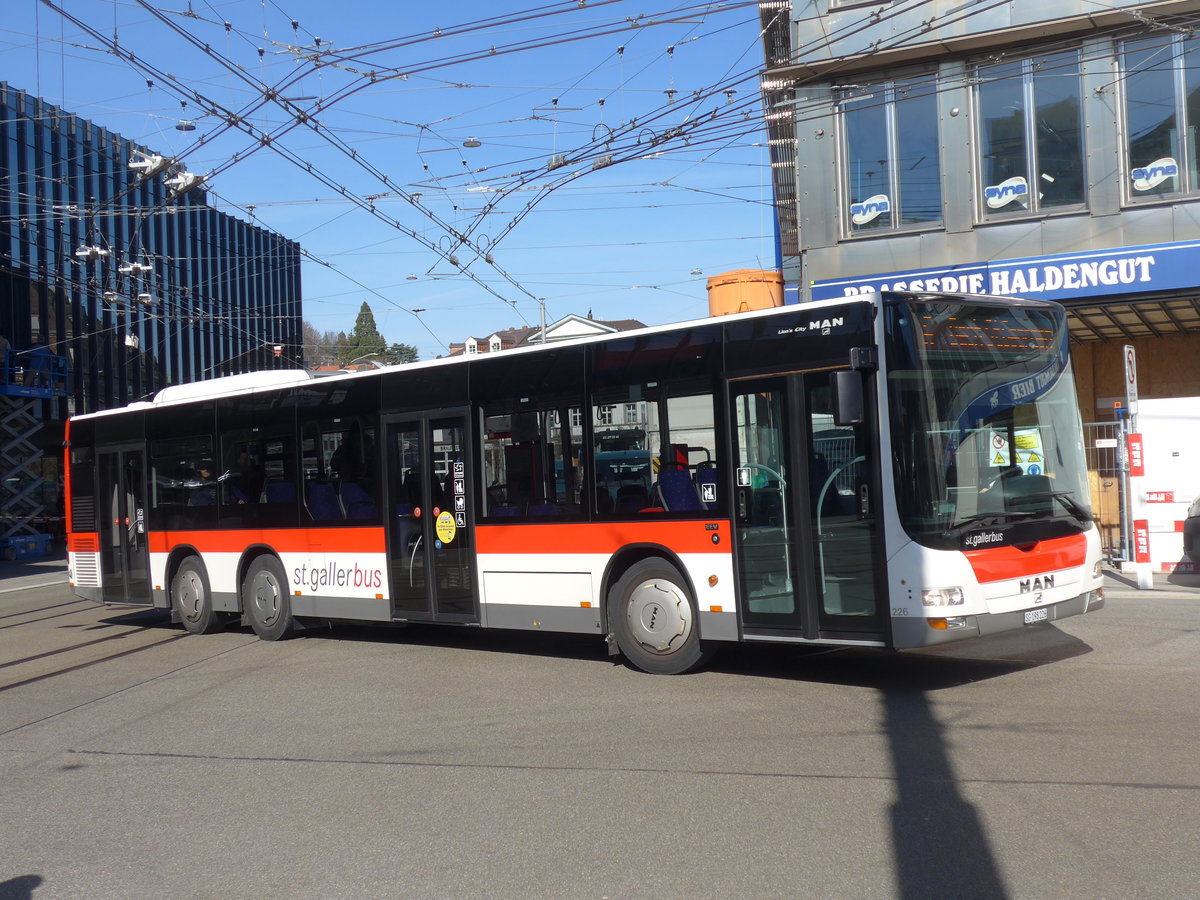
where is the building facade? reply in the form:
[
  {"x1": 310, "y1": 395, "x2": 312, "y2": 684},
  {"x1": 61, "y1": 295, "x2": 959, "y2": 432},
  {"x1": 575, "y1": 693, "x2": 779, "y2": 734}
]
[
  {"x1": 447, "y1": 314, "x2": 645, "y2": 356},
  {"x1": 1, "y1": 81, "x2": 302, "y2": 541},
  {"x1": 758, "y1": 0, "x2": 1200, "y2": 564}
]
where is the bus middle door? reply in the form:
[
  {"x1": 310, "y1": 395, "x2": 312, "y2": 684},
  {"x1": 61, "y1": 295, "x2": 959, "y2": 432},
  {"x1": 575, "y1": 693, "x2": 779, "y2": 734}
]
[{"x1": 385, "y1": 411, "x2": 478, "y2": 623}]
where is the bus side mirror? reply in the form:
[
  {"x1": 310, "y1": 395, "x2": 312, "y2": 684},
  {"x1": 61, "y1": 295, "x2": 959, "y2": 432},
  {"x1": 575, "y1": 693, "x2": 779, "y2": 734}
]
[{"x1": 831, "y1": 370, "x2": 864, "y2": 426}]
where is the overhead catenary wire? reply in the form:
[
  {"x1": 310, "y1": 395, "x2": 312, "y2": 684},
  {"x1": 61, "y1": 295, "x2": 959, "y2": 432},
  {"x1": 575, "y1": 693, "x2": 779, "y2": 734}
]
[{"x1": 16, "y1": 0, "x2": 1184, "y2": 353}]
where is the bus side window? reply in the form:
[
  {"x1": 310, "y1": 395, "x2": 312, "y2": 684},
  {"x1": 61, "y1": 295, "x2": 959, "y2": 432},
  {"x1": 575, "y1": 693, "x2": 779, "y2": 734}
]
[
  {"x1": 592, "y1": 400, "x2": 654, "y2": 517},
  {"x1": 481, "y1": 407, "x2": 580, "y2": 520},
  {"x1": 662, "y1": 393, "x2": 720, "y2": 514},
  {"x1": 150, "y1": 434, "x2": 214, "y2": 528}
]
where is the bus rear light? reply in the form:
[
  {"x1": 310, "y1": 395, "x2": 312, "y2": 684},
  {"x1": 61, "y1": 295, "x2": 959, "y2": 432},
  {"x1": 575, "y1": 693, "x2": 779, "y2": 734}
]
[{"x1": 921, "y1": 587, "x2": 964, "y2": 607}]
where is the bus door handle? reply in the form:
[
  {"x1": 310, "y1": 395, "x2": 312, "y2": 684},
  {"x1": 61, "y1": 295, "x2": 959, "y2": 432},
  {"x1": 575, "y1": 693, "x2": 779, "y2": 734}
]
[
  {"x1": 736, "y1": 487, "x2": 750, "y2": 523},
  {"x1": 858, "y1": 483, "x2": 870, "y2": 518}
]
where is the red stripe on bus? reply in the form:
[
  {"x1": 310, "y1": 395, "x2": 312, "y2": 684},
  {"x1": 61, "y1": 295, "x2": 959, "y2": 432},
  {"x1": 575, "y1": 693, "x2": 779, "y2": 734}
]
[
  {"x1": 964, "y1": 533, "x2": 1088, "y2": 583},
  {"x1": 476, "y1": 520, "x2": 731, "y2": 555},
  {"x1": 147, "y1": 527, "x2": 386, "y2": 554},
  {"x1": 63, "y1": 418, "x2": 73, "y2": 535},
  {"x1": 69, "y1": 532, "x2": 99, "y2": 553}
]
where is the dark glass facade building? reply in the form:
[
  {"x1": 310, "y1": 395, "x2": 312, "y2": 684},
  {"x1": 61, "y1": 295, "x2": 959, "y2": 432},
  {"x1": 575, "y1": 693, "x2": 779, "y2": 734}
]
[{"x1": 0, "y1": 81, "x2": 302, "y2": 537}]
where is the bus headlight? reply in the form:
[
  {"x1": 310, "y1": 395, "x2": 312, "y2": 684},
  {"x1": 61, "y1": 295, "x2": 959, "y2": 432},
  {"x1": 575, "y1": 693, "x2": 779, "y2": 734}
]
[{"x1": 922, "y1": 587, "x2": 965, "y2": 607}]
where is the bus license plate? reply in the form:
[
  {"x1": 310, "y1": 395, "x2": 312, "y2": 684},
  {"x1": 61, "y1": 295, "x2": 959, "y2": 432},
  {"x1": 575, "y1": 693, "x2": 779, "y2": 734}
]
[{"x1": 1024, "y1": 607, "x2": 1049, "y2": 625}]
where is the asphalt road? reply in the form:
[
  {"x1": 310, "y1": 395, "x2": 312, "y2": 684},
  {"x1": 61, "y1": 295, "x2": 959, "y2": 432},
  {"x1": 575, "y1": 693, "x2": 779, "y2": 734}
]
[{"x1": 1, "y1": 564, "x2": 1197, "y2": 899}]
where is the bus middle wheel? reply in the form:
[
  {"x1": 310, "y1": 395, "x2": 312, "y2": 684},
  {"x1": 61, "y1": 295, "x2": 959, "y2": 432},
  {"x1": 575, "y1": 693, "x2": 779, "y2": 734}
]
[
  {"x1": 172, "y1": 556, "x2": 223, "y2": 635},
  {"x1": 243, "y1": 555, "x2": 296, "y2": 641}
]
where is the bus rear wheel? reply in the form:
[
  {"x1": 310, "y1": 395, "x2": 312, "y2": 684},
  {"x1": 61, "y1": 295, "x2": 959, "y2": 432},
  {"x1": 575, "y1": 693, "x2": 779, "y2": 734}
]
[
  {"x1": 172, "y1": 556, "x2": 223, "y2": 635},
  {"x1": 243, "y1": 555, "x2": 295, "y2": 641},
  {"x1": 609, "y1": 559, "x2": 710, "y2": 675}
]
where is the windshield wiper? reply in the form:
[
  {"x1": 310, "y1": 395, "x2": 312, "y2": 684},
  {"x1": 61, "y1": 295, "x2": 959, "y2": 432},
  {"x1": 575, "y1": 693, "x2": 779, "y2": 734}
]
[
  {"x1": 1010, "y1": 491, "x2": 1092, "y2": 524},
  {"x1": 941, "y1": 511, "x2": 1039, "y2": 540}
]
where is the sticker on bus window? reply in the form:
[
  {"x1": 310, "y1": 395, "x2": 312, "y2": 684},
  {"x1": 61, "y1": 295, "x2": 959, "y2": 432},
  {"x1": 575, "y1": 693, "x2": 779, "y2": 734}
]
[{"x1": 436, "y1": 510, "x2": 457, "y2": 544}]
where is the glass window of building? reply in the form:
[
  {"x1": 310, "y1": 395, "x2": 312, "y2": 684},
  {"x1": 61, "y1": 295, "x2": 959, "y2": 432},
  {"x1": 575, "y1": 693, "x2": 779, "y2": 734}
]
[
  {"x1": 975, "y1": 51, "x2": 1085, "y2": 217},
  {"x1": 840, "y1": 74, "x2": 942, "y2": 234},
  {"x1": 1123, "y1": 35, "x2": 1200, "y2": 199}
]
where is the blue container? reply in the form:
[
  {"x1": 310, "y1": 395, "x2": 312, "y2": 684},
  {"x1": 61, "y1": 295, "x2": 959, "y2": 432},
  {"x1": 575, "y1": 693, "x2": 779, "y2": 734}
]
[{"x1": 1, "y1": 533, "x2": 53, "y2": 561}]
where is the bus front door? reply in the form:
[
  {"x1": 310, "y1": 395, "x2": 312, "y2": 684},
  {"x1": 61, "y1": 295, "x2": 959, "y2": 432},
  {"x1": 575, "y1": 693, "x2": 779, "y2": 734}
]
[
  {"x1": 96, "y1": 445, "x2": 150, "y2": 605},
  {"x1": 385, "y1": 411, "x2": 477, "y2": 623},
  {"x1": 731, "y1": 373, "x2": 884, "y2": 639}
]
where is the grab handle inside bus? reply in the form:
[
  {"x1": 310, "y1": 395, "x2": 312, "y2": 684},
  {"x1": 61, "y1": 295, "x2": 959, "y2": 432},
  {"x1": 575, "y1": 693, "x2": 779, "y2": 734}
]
[{"x1": 831, "y1": 370, "x2": 864, "y2": 425}]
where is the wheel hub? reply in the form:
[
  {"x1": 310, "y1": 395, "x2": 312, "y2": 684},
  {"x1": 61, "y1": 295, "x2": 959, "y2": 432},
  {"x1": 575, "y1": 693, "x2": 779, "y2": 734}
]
[
  {"x1": 625, "y1": 578, "x2": 692, "y2": 654},
  {"x1": 178, "y1": 572, "x2": 202, "y2": 622},
  {"x1": 251, "y1": 572, "x2": 281, "y2": 626}
]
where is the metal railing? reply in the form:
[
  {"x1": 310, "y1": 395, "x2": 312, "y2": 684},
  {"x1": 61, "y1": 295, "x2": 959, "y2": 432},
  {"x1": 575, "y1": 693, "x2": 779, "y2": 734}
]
[{"x1": 1083, "y1": 421, "x2": 1126, "y2": 560}]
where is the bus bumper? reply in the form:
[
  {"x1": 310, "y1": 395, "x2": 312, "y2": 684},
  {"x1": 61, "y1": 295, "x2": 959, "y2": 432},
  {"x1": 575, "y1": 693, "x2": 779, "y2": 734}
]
[{"x1": 891, "y1": 589, "x2": 1104, "y2": 648}]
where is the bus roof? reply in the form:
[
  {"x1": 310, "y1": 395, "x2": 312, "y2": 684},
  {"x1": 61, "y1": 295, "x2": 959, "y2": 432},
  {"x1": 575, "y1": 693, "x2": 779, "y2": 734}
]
[{"x1": 71, "y1": 291, "x2": 1049, "y2": 419}]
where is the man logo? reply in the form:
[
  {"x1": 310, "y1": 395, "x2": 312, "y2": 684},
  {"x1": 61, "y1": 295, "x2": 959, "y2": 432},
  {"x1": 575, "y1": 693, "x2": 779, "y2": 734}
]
[
  {"x1": 808, "y1": 317, "x2": 844, "y2": 334},
  {"x1": 985, "y1": 176, "x2": 1029, "y2": 209},
  {"x1": 1019, "y1": 574, "x2": 1055, "y2": 593},
  {"x1": 1132, "y1": 157, "x2": 1178, "y2": 192},
  {"x1": 850, "y1": 194, "x2": 890, "y2": 225}
]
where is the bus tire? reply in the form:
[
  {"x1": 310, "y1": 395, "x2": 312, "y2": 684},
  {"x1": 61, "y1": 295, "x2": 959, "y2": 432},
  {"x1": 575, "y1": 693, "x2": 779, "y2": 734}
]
[
  {"x1": 608, "y1": 558, "x2": 711, "y2": 675},
  {"x1": 243, "y1": 555, "x2": 295, "y2": 641},
  {"x1": 172, "y1": 556, "x2": 223, "y2": 635}
]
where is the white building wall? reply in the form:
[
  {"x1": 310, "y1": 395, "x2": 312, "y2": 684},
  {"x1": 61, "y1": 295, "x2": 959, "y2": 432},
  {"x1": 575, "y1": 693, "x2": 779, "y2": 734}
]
[{"x1": 1136, "y1": 397, "x2": 1200, "y2": 571}]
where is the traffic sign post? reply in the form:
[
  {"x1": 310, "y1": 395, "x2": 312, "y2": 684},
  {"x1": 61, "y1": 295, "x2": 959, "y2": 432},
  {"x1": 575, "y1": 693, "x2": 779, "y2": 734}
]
[
  {"x1": 1123, "y1": 346, "x2": 1152, "y2": 589},
  {"x1": 1124, "y1": 344, "x2": 1139, "y2": 430}
]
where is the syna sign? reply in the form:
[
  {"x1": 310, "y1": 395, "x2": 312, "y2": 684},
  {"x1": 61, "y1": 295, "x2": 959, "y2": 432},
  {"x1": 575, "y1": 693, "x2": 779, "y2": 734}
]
[
  {"x1": 1131, "y1": 157, "x2": 1178, "y2": 192},
  {"x1": 984, "y1": 175, "x2": 1029, "y2": 209},
  {"x1": 850, "y1": 194, "x2": 890, "y2": 225}
]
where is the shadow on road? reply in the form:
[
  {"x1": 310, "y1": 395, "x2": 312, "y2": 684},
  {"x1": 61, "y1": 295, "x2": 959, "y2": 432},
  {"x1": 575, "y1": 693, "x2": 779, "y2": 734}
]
[
  {"x1": 883, "y1": 685, "x2": 1009, "y2": 899},
  {"x1": 0, "y1": 875, "x2": 44, "y2": 900}
]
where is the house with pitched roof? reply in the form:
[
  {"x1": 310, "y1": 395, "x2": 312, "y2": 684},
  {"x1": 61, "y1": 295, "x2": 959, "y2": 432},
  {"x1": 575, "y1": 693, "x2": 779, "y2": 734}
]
[{"x1": 446, "y1": 314, "x2": 645, "y2": 356}]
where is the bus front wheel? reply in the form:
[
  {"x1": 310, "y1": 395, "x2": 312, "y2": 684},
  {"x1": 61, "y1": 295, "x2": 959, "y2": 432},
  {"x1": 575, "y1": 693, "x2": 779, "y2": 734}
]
[
  {"x1": 243, "y1": 555, "x2": 295, "y2": 641},
  {"x1": 608, "y1": 559, "x2": 710, "y2": 675},
  {"x1": 172, "y1": 556, "x2": 223, "y2": 635}
]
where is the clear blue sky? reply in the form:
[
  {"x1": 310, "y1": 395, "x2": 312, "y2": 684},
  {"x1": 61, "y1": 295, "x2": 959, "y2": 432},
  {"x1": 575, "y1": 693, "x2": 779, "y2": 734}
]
[{"x1": 3, "y1": 1, "x2": 777, "y2": 360}]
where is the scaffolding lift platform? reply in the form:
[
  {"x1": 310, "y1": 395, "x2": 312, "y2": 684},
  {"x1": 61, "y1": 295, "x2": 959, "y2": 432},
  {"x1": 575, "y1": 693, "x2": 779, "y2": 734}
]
[{"x1": 2, "y1": 347, "x2": 69, "y2": 560}]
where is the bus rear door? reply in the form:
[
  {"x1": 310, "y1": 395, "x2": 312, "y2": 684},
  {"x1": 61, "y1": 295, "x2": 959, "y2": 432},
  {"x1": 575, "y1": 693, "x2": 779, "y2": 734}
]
[
  {"x1": 730, "y1": 371, "x2": 886, "y2": 641},
  {"x1": 385, "y1": 410, "x2": 478, "y2": 623},
  {"x1": 96, "y1": 444, "x2": 150, "y2": 605}
]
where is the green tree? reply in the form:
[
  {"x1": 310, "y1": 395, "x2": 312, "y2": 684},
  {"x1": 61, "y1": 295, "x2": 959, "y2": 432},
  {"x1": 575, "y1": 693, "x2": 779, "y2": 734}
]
[
  {"x1": 340, "y1": 302, "x2": 386, "y2": 364},
  {"x1": 383, "y1": 342, "x2": 419, "y2": 365}
]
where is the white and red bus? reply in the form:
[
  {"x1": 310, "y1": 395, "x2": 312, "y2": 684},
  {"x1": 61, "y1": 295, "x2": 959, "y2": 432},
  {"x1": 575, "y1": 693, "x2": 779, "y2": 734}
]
[{"x1": 65, "y1": 291, "x2": 1104, "y2": 674}]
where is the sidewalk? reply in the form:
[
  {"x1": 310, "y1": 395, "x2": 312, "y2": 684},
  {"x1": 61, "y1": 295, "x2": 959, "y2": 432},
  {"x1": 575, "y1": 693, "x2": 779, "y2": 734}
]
[
  {"x1": 0, "y1": 545, "x2": 69, "y2": 594},
  {"x1": 1102, "y1": 564, "x2": 1200, "y2": 600}
]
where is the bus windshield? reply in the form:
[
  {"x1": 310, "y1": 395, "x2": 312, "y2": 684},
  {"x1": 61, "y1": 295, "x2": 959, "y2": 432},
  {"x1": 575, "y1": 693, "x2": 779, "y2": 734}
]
[{"x1": 885, "y1": 295, "x2": 1093, "y2": 550}]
